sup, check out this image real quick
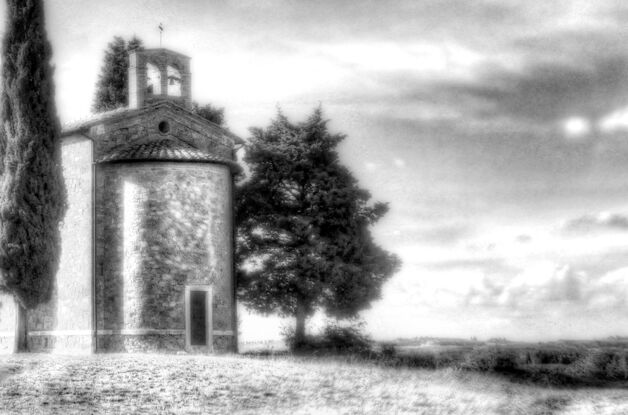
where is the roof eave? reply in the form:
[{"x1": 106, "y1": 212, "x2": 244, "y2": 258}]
[
  {"x1": 61, "y1": 100, "x2": 246, "y2": 145},
  {"x1": 97, "y1": 157, "x2": 242, "y2": 173}
]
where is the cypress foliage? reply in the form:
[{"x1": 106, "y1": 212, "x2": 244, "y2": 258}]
[
  {"x1": 0, "y1": 0, "x2": 66, "y2": 310},
  {"x1": 92, "y1": 35, "x2": 144, "y2": 112}
]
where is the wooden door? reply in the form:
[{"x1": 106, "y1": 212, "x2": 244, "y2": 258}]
[{"x1": 185, "y1": 285, "x2": 212, "y2": 352}]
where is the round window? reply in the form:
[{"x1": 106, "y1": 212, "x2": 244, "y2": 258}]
[{"x1": 158, "y1": 120, "x2": 170, "y2": 134}]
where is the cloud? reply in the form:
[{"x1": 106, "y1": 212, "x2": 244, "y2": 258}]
[
  {"x1": 457, "y1": 257, "x2": 628, "y2": 315},
  {"x1": 333, "y1": 17, "x2": 628, "y2": 134},
  {"x1": 567, "y1": 249, "x2": 628, "y2": 278},
  {"x1": 413, "y1": 223, "x2": 472, "y2": 246},
  {"x1": 545, "y1": 266, "x2": 583, "y2": 303},
  {"x1": 464, "y1": 265, "x2": 583, "y2": 309},
  {"x1": 562, "y1": 212, "x2": 628, "y2": 234},
  {"x1": 364, "y1": 161, "x2": 378, "y2": 171},
  {"x1": 423, "y1": 258, "x2": 519, "y2": 276},
  {"x1": 432, "y1": 56, "x2": 628, "y2": 125},
  {"x1": 218, "y1": 0, "x2": 531, "y2": 44},
  {"x1": 393, "y1": 158, "x2": 406, "y2": 168}
]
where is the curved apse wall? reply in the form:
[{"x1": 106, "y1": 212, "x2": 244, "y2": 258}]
[{"x1": 96, "y1": 162, "x2": 235, "y2": 352}]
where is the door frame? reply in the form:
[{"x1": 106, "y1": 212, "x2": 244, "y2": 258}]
[{"x1": 185, "y1": 285, "x2": 213, "y2": 352}]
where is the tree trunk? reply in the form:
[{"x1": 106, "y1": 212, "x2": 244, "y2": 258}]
[
  {"x1": 294, "y1": 300, "x2": 307, "y2": 350},
  {"x1": 14, "y1": 301, "x2": 27, "y2": 352}
]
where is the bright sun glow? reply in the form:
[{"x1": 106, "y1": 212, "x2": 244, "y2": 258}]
[
  {"x1": 563, "y1": 116, "x2": 591, "y2": 138},
  {"x1": 599, "y1": 106, "x2": 628, "y2": 133}
]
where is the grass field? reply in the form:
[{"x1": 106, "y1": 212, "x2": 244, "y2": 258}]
[{"x1": 0, "y1": 354, "x2": 627, "y2": 414}]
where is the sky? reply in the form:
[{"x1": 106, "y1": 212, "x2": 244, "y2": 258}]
[{"x1": 5, "y1": 0, "x2": 628, "y2": 342}]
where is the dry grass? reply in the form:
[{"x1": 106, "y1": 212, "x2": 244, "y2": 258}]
[{"x1": 0, "y1": 353, "x2": 627, "y2": 414}]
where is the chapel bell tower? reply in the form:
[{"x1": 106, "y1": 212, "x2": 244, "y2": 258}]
[{"x1": 128, "y1": 48, "x2": 192, "y2": 110}]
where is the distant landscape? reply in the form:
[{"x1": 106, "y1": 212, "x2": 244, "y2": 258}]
[
  {"x1": 243, "y1": 335, "x2": 628, "y2": 388},
  {"x1": 393, "y1": 336, "x2": 628, "y2": 350}
]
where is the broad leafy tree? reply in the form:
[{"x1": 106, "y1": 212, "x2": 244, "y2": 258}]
[
  {"x1": 191, "y1": 102, "x2": 225, "y2": 126},
  {"x1": 0, "y1": 0, "x2": 66, "y2": 351},
  {"x1": 236, "y1": 108, "x2": 400, "y2": 346}
]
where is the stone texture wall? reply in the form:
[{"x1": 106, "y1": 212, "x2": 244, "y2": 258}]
[
  {"x1": 0, "y1": 293, "x2": 16, "y2": 353},
  {"x1": 95, "y1": 162, "x2": 235, "y2": 352},
  {"x1": 26, "y1": 135, "x2": 94, "y2": 353},
  {"x1": 97, "y1": 333, "x2": 185, "y2": 353},
  {"x1": 88, "y1": 105, "x2": 233, "y2": 160}
]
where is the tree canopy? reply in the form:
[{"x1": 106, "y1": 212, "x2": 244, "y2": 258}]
[
  {"x1": 236, "y1": 108, "x2": 400, "y2": 345},
  {"x1": 92, "y1": 35, "x2": 144, "y2": 112},
  {"x1": 0, "y1": 0, "x2": 66, "y2": 310},
  {"x1": 191, "y1": 102, "x2": 225, "y2": 126}
]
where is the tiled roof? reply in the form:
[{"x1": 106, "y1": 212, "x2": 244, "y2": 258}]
[
  {"x1": 98, "y1": 138, "x2": 241, "y2": 172},
  {"x1": 62, "y1": 106, "x2": 132, "y2": 133}
]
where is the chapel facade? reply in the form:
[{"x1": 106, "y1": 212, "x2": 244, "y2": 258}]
[{"x1": 0, "y1": 48, "x2": 241, "y2": 353}]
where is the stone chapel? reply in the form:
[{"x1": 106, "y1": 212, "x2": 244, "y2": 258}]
[{"x1": 0, "y1": 48, "x2": 242, "y2": 353}]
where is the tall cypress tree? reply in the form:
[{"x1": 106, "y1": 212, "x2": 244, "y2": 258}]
[
  {"x1": 92, "y1": 36, "x2": 144, "y2": 112},
  {"x1": 0, "y1": 0, "x2": 66, "y2": 350}
]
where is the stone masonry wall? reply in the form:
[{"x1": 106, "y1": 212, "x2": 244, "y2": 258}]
[
  {"x1": 0, "y1": 293, "x2": 16, "y2": 353},
  {"x1": 129, "y1": 49, "x2": 192, "y2": 110},
  {"x1": 27, "y1": 135, "x2": 94, "y2": 353},
  {"x1": 88, "y1": 106, "x2": 233, "y2": 160},
  {"x1": 95, "y1": 162, "x2": 235, "y2": 352}
]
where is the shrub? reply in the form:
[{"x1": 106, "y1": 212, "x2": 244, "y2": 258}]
[
  {"x1": 435, "y1": 349, "x2": 468, "y2": 368},
  {"x1": 282, "y1": 322, "x2": 374, "y2": 355},
  {"x1": 464, "y1": 347, "x2": 520, "y2": 373},
  {"x1": 385, "y1": 348, "x2": 469, "y2": 370},
  {"x1": 568, "y1": 349, "x2": 628, "y2": 381},
  {"x1": 398, "y1": 352, "x2": 438, "y2": 369},
  {"x1": 379, "y1": 342, "x2": 397, "y2": 358},
  {"x1": 282, "y1": 326, "x2": 325, "y2": 353},
  {"x1": 526, "y1": 346, "x2": 584, "y2": 365},
  {"x1": 321, "y1": 323, "x2": 373, "y2": 354}
]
